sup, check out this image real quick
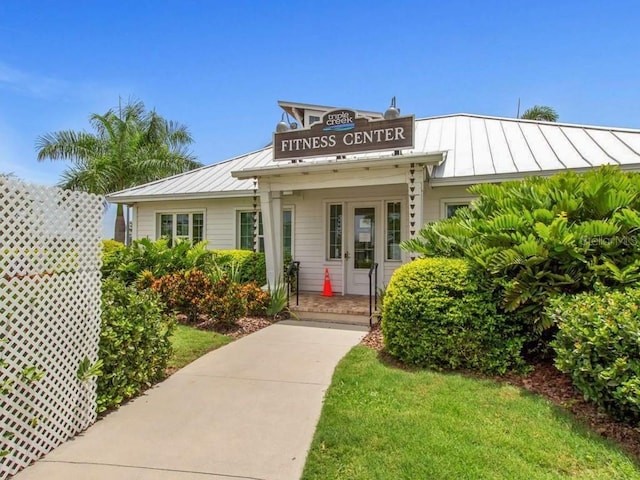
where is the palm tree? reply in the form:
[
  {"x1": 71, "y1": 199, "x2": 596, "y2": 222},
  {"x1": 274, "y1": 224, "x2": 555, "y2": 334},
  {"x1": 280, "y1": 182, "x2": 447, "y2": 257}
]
[
  {"x1": 520, "y1": 105, "x2": 559, "y2": 122},
  {"x1": 36, "y1": 99, "x2": 202, "y2": 243}
]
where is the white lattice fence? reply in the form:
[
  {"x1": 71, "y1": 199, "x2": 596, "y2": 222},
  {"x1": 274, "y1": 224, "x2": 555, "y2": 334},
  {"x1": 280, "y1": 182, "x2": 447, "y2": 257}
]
[{"x1": 0, "y1": 178, "x2": 103, "y2": 479}]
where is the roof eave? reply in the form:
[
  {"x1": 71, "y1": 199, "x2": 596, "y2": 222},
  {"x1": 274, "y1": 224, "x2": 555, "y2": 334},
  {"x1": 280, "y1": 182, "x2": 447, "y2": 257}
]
[
  {"x1": 429, "y1": 163, "x2": 640, "y2": 187},
  {"x1": 106, "y1": 189, "x2": 255, "y2": 204},
  {"x1": 232, "y1": 152, "x2": 445, "y2": 179}
]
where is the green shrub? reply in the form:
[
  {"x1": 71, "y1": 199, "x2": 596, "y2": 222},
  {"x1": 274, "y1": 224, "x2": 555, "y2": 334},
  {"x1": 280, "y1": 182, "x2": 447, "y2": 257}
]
[
  {"x1": 98, "y1": 279, "x2": 174, "y2": 413},
  {"x1": 105, "y1": 238, "x2": 217, "y2": 284},
  {"x1": 200, "y1": 277, "x2": 247, "y2": 326},
  {"x1": 402, "y1": 166, "x2": 640, "y2": 330},
  {"x1": 266, "y1": 281, "x2": 289, "y2": 319},
  {"x1": 382, "y1": 258, "x2": 527, "y2": 374},
  {"x1": 549, "y1": 288, "x2": 640, "y2": 423},
  {"x1": 151, "y1": 269, "x2": 211, "y2": 323},
  {"x1": 101, "y1": 239, "x2": 125, "y2": 277},
  {"x1": 151, "y1": 270, "x2": 249, "y2": 326},
  {"x1": 99, "y1": 238, "x2": 268, "y2": 288},
  {"x1": 211, "y1": 249, "x2": 266, "y2": 286},
  {"x1": 239, "y1": 281, "x2": 270, "y2": 316}
]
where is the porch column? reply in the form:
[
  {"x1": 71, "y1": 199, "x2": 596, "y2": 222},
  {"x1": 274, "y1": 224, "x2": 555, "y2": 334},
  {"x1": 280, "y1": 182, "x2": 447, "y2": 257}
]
[
  {"x1": 259, "y1": 188, "x2": 283, "y2": 287},
  {"x1": 407, "y1": 164, "x2": 424, "y2": 259}
]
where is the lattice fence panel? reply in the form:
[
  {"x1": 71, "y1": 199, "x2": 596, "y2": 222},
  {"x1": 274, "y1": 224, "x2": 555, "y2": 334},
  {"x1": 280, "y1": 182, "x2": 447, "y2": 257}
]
[{"x1": 0, "y1": 178, "x2": 103, "y2": 479}]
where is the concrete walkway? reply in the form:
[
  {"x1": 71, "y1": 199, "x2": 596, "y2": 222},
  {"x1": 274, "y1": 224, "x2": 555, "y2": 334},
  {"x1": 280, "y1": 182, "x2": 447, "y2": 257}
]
[{"x1": 14, "y1": 321, "x2": 367, "y2": 480}]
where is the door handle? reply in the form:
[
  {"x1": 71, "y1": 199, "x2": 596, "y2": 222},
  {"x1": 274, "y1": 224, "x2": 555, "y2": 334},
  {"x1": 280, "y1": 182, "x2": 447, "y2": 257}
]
[{"x1": 344, "y1": 251, "x2": 350, "y2": 260}]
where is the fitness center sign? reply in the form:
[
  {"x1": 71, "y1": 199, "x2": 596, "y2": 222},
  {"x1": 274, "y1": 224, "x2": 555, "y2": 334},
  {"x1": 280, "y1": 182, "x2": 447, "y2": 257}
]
[{"x1": 274, "y1": 109, "x2": 414, "y2": 160}]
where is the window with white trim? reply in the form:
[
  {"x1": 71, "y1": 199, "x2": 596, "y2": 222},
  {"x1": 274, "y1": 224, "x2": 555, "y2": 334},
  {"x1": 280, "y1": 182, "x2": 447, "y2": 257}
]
[
  {"x1": 238, "y1": 209, "x2": 293, "y2": 256},
  {"x1": 327, "y1": 204, "x2": 343, "y2": 260},
  {"x1": 157, "y1": 212, "x2": 204, "y2": 244},
  {"x1": 444, "y1": 202, "x2": 470, "y2": 218},
  {"x1": 386, "y1": 201, "x2": 402, "y2": 261}
]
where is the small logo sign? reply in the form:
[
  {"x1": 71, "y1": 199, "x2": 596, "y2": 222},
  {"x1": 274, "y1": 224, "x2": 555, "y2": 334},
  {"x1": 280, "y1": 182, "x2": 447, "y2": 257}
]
[{"x1": 323, "y1": 109, "x2": 356, "y2": 132}]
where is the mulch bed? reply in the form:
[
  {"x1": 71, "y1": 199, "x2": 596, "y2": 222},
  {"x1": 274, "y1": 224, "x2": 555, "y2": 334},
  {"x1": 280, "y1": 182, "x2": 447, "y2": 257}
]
[
  {"x1": 359, "y1": 323, "x2": 640, "y2": 460},
  {"x1": 210, "y1": 316, "x2": 274, "y2": 339},
  {"x1": 180, "y1": 315, "x2": 275, "y2": 339}
]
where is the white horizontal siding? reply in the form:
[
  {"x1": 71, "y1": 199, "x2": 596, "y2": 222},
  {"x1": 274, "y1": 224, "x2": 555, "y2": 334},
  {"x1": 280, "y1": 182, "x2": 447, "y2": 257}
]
[{"x1": 423, "y1": 185, "x2": 474, "y2": 224}]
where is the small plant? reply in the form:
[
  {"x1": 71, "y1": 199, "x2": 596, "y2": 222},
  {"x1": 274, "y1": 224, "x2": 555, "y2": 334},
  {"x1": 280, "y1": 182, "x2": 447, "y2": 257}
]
[
  {"x1": 240, "y1": 282, "x2": 270, "y2": 316},
  {"x1": 77, "y1": 357, "x2": 103, "y2": 382},
  {"x1": 151, "y1": 269, "x2": 212, "y2": 323},
  {"x1": 136, "y1": 269, "x2": 156, "y2": 290},
  {"x1": 266, "y1": 280, "x2": 290, "y2": 319},
  {"x1": 200, "y1": 277, "x2": 247, "y2": 327}
]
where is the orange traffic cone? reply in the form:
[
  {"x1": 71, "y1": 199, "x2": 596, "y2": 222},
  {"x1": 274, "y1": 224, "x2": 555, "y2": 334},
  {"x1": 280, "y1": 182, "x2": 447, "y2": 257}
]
[{"x1": 321, "y1": 268, "x2": 333, "y2": 297}]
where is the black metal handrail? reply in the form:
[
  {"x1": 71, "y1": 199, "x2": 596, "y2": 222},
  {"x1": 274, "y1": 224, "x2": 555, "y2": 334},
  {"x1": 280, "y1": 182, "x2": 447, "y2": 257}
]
[
  {"x1": 286, "y1": 260, "x2": 300, "y2": 308},
  {"x1": 368, "y1": 262, "x2": 379, "y2": 326}
]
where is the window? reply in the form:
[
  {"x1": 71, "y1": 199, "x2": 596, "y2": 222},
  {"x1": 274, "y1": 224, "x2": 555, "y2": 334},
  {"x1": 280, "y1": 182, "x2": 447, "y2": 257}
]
[
  {"x1": 445, "y1": 203, "x2": 469, "y2": 218},
  {"x1": 238, "y1": 209, "x2": 292, "y2": 255},
  {"x1": 386, "y1": 201, "x2": 401, "y2": 261},
  {"x1": 328, "y1": 204, "x2": 343, "y2": 260},
  {"x1": 441, "y1": 198, "x2": 474, "y2": 219},
  {"x1": 283, "y1": 210, "x2": 292, "y2": 258},
  {"x1": 239, "y1": 211, "x2": 263, "y2": 252},
  {"x1": 308, "y1": 115, "x2": 321, "y2": 126},
  {"x1": 157, "y1": 212, "x2": 204, "y2": 244}
]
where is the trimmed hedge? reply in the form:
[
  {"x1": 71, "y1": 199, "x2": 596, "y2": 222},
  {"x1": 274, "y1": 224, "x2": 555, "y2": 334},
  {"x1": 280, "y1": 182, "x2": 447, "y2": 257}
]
[
  {"x1": 382, "y1": 258, "x2": 527, "y2": 374},
  {"x1": 549, "y1": 288, "x2": 640, "y2": 423},
  {"x1": 97, "y1": 279, "x2": 175, "y2": 413}
]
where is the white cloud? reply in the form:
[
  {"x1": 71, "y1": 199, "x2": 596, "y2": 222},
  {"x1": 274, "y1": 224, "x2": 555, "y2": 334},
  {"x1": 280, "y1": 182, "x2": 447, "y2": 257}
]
[
  {"x1": 0, "y1": 62, "x2": 70, "y2": 99},
  {"x1": 0, "y1": 62, "x2": 132, "y2": 105}
]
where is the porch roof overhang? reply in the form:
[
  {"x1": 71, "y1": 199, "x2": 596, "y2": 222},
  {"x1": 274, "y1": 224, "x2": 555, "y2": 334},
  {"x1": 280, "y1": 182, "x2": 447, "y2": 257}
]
[{"x1": 231, "y1": 151, "x2": 445, "y2": 181}]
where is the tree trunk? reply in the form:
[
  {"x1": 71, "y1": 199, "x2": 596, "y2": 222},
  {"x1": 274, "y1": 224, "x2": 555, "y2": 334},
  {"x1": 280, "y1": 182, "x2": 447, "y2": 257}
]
[{"x1": 114, "y1": 203, "x2": 126, "y2": 243}]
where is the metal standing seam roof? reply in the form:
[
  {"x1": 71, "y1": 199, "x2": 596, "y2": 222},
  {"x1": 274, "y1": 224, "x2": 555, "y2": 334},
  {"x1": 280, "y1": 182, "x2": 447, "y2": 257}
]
[{"x1": 107, "y1": 114, "x2": 640, "y2": 202}]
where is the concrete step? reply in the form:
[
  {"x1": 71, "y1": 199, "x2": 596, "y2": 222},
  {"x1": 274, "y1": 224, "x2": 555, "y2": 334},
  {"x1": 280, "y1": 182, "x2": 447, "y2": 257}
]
[{"x1": 291, "y1": 309, "x2": 371, "y2": 326}]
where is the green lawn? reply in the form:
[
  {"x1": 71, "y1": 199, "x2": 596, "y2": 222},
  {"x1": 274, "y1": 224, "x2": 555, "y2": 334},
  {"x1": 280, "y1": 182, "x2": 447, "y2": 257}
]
[
  {"x1": 302, "y1": 347, "x2": 640, "y2": 480},
  {"x1": 168, "y1": 324, "x2": 232, "y2": 370}
]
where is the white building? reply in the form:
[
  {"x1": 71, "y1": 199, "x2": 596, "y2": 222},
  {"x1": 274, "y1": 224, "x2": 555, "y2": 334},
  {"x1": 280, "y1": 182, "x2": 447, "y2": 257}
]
[{"x1": 107, "y1": 101, "x2": 640, "y2": 294}]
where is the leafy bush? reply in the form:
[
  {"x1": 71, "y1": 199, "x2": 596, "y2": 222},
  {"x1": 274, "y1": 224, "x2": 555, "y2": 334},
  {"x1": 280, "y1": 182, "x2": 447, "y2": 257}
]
[
  {"x1": 98, "y1": 279, "x2": 174, "y2": 413},
  {"x1": 239, "y1": 281, "x2": 270, "y2": 316},
  {"x1": 150, "y1": 269, "x2": 211, "y2": 323},
  {"x1": 101, "y1": 239, "x2": 268, "y2": 288},
  {"x1": 200, "y1": 277, "x2": 246, "y2": 326},
  {"x1": 104, "y1": 238, "x2": 217, "y2": 284},
  {"x1": 402, "y1": 166, "x2": 640, "y2": 330},
  {"x1": 151, "y1": 270, "x2": 249, "y2": 326},
  {"x1": 101, "y1": 239, "x2": 125, "y2": 277},
  {"x1": 211, "y1": 249, "x2": 266, "y2": 286},
  {"x1": 382, "y1": 258, "x2": 528, "y2": 374},
  {"x1": 549, "y1": 288, "x2": 640, "y2": 423}
]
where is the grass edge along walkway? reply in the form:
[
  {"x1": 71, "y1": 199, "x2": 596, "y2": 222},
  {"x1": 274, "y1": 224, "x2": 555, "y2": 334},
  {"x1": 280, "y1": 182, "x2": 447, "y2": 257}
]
[
  {"x1": 302, "y1": 346, "x2": 640, "y2": 480},
  {"x1": 168, "y1": 324, "x2": 232, "y2": 371}
]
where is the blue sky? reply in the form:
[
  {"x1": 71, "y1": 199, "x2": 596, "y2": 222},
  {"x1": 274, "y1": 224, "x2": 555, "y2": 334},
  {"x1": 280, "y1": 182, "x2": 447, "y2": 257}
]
[{"x1": 1, "y1": 1, "x2": 639, "y2": 236}]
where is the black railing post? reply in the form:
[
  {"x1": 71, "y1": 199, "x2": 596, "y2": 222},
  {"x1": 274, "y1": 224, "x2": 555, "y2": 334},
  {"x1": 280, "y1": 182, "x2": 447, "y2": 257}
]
[
  {"x1": 286, "y1": 260, "x2": 300, "y2": 308},
  {"x1": 295, "y1": 261, "x2": 300, "y2": 306}
]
